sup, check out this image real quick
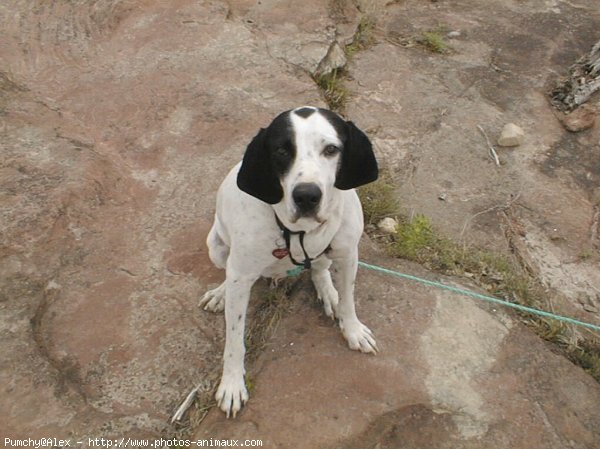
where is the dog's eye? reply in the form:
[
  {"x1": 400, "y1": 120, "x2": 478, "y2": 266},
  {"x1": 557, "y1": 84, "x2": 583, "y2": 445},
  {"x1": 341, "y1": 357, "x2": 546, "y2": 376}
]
[
  {"x1": 323, "y1": 145, "x2": 340, "y2": 157},
  {"x1": 274, "y1": 147, "x2": 290, "y2": 158}
]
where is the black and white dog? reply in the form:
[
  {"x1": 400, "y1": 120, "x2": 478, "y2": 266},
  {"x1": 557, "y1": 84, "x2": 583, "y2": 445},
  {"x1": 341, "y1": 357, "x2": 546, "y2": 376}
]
[{"x1": 199, "y1": 106, "x2": 379, "y2": 417}]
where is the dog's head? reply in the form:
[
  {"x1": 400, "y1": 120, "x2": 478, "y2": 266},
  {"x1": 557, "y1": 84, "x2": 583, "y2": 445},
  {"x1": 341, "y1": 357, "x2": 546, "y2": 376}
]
[{"x1": 237, "y1": 107, "x2": 378, "y2": 224}]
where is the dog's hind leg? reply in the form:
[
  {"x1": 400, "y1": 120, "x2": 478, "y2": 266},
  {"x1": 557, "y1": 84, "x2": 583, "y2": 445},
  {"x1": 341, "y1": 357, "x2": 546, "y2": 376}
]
[
  {"x1": 206, "y1": 220, "x2": 229, "y2": 269},
  {"x1": 199, "y1": 221, "x2": 229, "y2": 312},
  {"x1": 311, "y1": 257, "x2": 339, "y2": 319}
]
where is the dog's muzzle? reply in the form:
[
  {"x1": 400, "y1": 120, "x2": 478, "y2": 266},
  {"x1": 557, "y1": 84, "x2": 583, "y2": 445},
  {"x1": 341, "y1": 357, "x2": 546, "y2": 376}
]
[{"x1": 292, "y1": 182, "x2": 322, "y2": 215}]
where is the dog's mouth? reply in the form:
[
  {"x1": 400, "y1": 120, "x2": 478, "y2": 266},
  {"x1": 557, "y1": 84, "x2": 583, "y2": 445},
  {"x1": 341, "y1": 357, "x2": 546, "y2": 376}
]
[{"x1": 290, "y1": 208, "x2": 325, "y2": 224}]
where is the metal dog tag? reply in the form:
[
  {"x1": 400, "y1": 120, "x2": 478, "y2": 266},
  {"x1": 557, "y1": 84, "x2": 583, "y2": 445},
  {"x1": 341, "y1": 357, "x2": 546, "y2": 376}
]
[{"x1": 272, "y1": 248, "x2": 289, "y2": 259}]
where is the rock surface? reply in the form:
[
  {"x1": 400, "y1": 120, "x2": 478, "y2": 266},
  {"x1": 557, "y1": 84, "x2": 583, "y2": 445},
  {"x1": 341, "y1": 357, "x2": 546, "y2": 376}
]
[
  {"x1": 1, "y1": 0, "x2": 599, "y2": 447},
  {"x1": 197, "y1": 247, "x2": 600, "y2": 449},
  {"x1": 0, "y1": 0, "x2": 327, "y2": 438},
  {"x1": 346, "y1": 0, "x2": 600, "y2": 327}
]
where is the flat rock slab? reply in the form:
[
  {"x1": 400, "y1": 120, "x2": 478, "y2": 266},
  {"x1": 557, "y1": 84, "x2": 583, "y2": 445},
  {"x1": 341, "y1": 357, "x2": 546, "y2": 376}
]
[
  {"x1": 0, "y1": 0, "x2": 332, "y2": 438},
  {"x1": 196, "y1": 253, "x2": 600, "y2": 448}
]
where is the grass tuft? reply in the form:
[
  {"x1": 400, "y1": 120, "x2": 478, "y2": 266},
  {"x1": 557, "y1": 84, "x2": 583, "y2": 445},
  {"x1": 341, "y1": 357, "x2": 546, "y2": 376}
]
[
  {"x1": 314, "y1": 68, "x2": 349, "y2": 112},
  {"x1": 358, "y1": 176, "x2": 400, "y2": 226},
  {"x1": 314, "y1": 14, "x2": 377, "y2": 112},
  {"x1": 345, "y1": 15, "x2": 376, "y2": 57},
  {"x1": 393, "y1": 214, "x2": 437, "y2": 260},
  {"x1": 418, "y1": 27, "x2": 450, "y2": 54},
  {"x1": 568, "y1": 340, "x2": 600, "y2": 380}
]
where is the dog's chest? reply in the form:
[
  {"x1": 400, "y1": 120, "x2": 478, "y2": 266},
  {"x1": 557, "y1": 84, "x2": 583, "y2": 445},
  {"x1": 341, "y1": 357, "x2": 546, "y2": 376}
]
[{"x1": 260, "y1": 226, "x2": 334, "y2": 279}]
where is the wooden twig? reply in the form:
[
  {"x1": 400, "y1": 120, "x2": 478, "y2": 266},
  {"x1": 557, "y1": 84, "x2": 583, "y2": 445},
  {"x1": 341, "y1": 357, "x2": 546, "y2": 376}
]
[
  {"x1": 460, "y1": 191, "x2": 521, "y2": 238},
  {"x1": 477, "y1": 125, "x2": 500, "y2": 166},
  {"x1": 171, "y1": 385, "x2": 200, "y2": 423},
  {"x1": 551, "y1": 40, "x2": 600, "y2": 111}
]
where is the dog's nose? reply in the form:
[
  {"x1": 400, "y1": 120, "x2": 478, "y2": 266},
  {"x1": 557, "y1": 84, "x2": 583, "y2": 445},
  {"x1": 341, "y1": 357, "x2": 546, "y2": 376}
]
[{"x1": 292, "y1": 183, "x2": 322, "y2": 213}]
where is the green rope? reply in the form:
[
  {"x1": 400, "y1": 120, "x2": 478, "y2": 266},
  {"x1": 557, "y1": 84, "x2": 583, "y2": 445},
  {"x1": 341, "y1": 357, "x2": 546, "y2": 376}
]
[{"x1": 357, "y1": 261, "x2": 600, "y2": 332}]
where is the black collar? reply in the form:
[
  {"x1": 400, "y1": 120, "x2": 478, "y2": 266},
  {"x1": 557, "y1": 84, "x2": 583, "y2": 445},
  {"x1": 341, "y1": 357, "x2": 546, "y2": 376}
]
[{"x1": 274, "y1": 213, "x2": 331, "y2": 270}]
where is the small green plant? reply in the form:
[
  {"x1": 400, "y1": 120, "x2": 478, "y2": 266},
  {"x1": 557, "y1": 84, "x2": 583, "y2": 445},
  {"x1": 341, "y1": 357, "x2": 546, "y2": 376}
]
[
  {"x1": 390, "y1": 214, "x2": 465, "y2": 272},
  {"x1": 419, "y1": 29, "x2": 449, "y2": 54},
  {"x1": 568, "y1": 340, "x2": 600, "y2": 380},
  {"x1": 358, "y1": 177, "x2": 400, "y2": 226},
  {"x1": 345, "y1": 15, "x2": 376, "y2": 57},
  {"x1": 244, "y1": 374, "x2": 255, "y2": 393},
  {"x1": 315, "y1": 68, "x2": 349, "y2": 112},
  {"x1": 314, "y1": 14, "x2": 377, "y2": 112},
  {"x1": 579, "y1": 249, "x2": 593, "y2": 260},
  {"x1": 394, "y1": 214, "x2": 437, "y2": 260}
]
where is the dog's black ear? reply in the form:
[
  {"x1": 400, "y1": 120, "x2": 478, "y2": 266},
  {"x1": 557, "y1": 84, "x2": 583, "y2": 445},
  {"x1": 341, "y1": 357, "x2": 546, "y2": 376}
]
[
  {"x1": 237, "y1": 128, "x2": 283, "y2": 204},
  {"x1": 335, "y1": 121, "x2": 378, "y2": 190}
]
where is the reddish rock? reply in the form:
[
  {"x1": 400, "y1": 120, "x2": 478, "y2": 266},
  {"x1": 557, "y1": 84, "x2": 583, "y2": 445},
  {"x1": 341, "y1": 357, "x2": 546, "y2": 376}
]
[{"x1": 560, "y1": 105, "x2": 596, "y2": 132}]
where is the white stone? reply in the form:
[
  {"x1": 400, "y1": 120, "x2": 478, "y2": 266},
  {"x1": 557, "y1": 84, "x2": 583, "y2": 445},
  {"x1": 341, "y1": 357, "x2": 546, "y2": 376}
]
[
  {"x1": 497, "y1": 123, "x2": 524, "y2": 147},
  {"x1": 377, "y1": 217, "x2": 398, "y2": 234}
]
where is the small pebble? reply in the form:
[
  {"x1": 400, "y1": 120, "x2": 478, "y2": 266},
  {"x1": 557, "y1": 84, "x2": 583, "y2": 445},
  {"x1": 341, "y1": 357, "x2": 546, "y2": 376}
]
[
  {"x1": 377, "y1": 217, "x2": 398, "y2": 234},
  {"x1": 497, "y1": 123, "x2": 524, "y2": 147}
]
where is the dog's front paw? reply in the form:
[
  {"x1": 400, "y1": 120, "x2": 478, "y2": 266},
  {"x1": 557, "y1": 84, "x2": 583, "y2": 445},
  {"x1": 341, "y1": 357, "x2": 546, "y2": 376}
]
[
  {"x1": 199, "y1": 283, "x2": 225, "y2": 312},
  {"x1": 312, "y1": 271, "x2": 339, "y2": 319},
  {"x1": 215, "y1": 374, "x2": 249, "y2": 418},
  {"x1": 316, "y1": 284, "x2": 339, "y2": 319},
  {"x1": 340, "y1": 319, "x2": 378, "y2": 354}
]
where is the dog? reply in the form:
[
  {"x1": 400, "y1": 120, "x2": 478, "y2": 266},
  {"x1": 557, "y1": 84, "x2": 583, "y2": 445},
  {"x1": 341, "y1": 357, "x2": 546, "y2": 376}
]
[{"x1": 199, "y1": 106, "x2": 379, "y2": 417}]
